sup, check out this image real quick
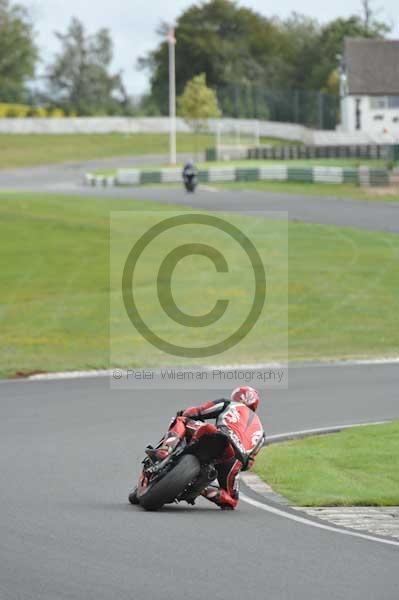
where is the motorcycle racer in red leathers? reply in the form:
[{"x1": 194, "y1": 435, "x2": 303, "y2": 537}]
[{"x1": 146, "y1": 386, "x2": 265, "y2": 510}]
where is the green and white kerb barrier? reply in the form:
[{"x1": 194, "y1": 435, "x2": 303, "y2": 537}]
[{"x1": 85, "y1": 165, "x2": 392, "y2": 188}]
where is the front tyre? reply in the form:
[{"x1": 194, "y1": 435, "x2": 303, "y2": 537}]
[
  {"x1": 128, "y1": 487, "x2": 139, "y2": 505},
  {"x1": 139, "y1": 454, "x2": 200, "y2": 511}
]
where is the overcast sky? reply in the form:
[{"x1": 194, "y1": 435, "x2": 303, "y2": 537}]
[{"x1": 27, "y1": 0, "x2": 398, "y2": 95}]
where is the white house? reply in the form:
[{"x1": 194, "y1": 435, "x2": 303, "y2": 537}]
[{"x1": 340, "y1": 38, "x2": 399, "y2": 142}]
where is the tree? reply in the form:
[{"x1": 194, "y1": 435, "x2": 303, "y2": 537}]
[
  {"x1": 138, "y1": 0, "x2": 286, "y2": 114},
  {"x1": 0, "y1": 0, "x2": 38, "y2": 102},
  {"x1": 310, "y1": 15, "x2": 390, "y2": 93},
  {"x1": 47, "y1": 18, "x2": 128, "y2": 115},
  {"x1": 178, "y1": 73, "x2": 220, "y2": 128},
  {"x1": 279, "y1": 10, "x2": 389, "y2": 94},
  {"x1": 278, "y1": 13, "x2": 321, "y2": 90},
  {"x1": 178, "y1": 73, "x2": 220, "y2": 158},
  {"x1": 361, "y1": 0, "x2": 373, "y2": 31},
  {"x1": 324, "y1": 69, "x2": 340, "y2": 95},
  {"x1": 138, "y1": 0, "x2": 391, "y2": 120},
  {"x1": 360, "y1": 0, "x2": 388, "y2": 34}
]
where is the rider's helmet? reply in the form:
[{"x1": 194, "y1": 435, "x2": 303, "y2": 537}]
[
  {"x1": 184, "y1": 160, "x2": 195, "y2": 171},
  {"x1": 231, "y1": 386, "x2": 260, "y2": 412}
]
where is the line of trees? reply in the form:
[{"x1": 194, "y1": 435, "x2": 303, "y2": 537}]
[
  {"x1": 140, "y1": 0, "x2": 389, "y2": 116},
  {"x1": 0, "y1": 1, "x2": 132, "y2": 115},
  {"x1": 0, "y1": 0, "x2": 390, "y2": 119}
]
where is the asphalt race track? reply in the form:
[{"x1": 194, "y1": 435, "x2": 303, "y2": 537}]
[
  {"x1": 1, "y1": 365, "x2": 399, "y2": 600},
  {"x1": 1, "y1": 157, "x2": 399, "y2": 233},
  {"x1": 1, "y1": 159, "x2": 398, "y2": 599}
]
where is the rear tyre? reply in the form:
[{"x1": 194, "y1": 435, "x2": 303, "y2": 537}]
[{"x1": 138, "y1": 454, "x2": 200, "y2": 511}]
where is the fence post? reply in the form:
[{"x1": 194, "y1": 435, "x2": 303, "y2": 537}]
[
  {"x1": 293, "y1": 91, "x2": 299, "y2": 123},
  {"x1": 318, "y1": 93, "x2": 324, "y2": 129}
]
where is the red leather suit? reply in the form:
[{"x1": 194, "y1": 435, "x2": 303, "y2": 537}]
[{"x1": 167, "y1": 398, "x2": 265, "y2": 509}]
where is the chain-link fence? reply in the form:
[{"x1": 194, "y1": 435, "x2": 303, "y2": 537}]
[
  {"x1": 215, "y1": 84, "x2": 339, "y2": 130},
  {"x1": 1, "y1": 82, "x2": 340, "y2": 128},
  {"x1": 151, "y1": 81, "x2": 339, "y2": 129}
]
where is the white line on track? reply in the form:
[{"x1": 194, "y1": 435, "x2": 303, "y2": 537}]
[
  {"x1": 4, "y1": 358, "x2": 398, "y2": 547},
  {"x1": 7, "y1": 356, "x2": 399, "y2": 382},
  {"x1": 240, "y1": 493, "x2": 399, "y2": 548}
]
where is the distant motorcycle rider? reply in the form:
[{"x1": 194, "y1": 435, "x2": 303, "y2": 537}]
[
  {"x1": 182, "y1": 160, "x2": 197, "y2": 178},
  {"x1": 147, "y1": 386, "x2": 265, "y2": 510},
  {"x1": 182, "y1": 161, "x2": 197, "y2": 191}
]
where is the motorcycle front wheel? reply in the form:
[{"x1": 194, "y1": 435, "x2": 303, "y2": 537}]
[
  {"x1": 184, "y1": 181, "x2": 196, "y2": 192},
  {"x1": 128, "y1": 487, "x2": 139, "y2": 505}
]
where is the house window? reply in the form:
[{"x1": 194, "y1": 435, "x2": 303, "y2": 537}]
[
  {"x1": 373, "y1": 114, "x2": 384, "y2": 120},
  {"x1": 370, "y1": 97, "x2": 388, "y2": 109},
  {"x1": 370, "y1": 96, "x2": 399, "y2": 109}
]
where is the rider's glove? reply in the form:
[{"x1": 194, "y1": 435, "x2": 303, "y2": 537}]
[{"x1": 242, "y1": 457, "x2": 255, "y2": 471}]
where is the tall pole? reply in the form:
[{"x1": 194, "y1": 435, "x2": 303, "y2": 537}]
[{"x1": 167, "y1": 28, "x2": 177, "y2": 165}]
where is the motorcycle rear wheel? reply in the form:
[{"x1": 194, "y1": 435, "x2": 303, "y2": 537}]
[{"x1": 139, "y1": 454, "x2": 200, "y2": 511}]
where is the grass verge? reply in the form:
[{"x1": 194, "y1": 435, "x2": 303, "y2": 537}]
[
  {"x1": 0, "y1": 133, "x2": 216, "y2": 169},
  {"x1": 1, "y1": 193, "x2": 398, "y2": 378},
  {"x1": 0, "y1": 134, "x2": 286, "y2": 169},
  {"x1": 254, "y1": 421, "x2": 399, "y2": 506},
  {"x1": 217, "y1": 180, "x2": 399, "y2": 203}
]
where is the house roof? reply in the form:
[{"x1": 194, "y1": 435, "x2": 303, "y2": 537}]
[{"x1": 344, "y1": 38, "x2": 399, "y2": 96}]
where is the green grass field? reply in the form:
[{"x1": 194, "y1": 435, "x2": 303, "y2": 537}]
[
  {"x1": 254, "y1": 421, "x2": 399, "y2": 506},
  {"x1": 218, "y1": 180, "x2": 399, "y2": 203},
  {"x1": 1, "y1": 193, "x2": 398, "y2": 378},
  {"x1": 110, "y1": 207, "x2": 287, "y2": 367},
  {"x1": 0, "y1": 134, "x2": 286, "y2": 169},
  {"x1": 0, "y1": 133, "x2": 213, "y2": 168}
]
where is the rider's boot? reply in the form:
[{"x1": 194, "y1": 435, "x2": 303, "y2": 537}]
[
  {"x1": 146, "y1": 432, "x2": 181, "y2": 462},
  {"x1": 201, "y1": 485, "x2": 238, "y2": 510}
]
